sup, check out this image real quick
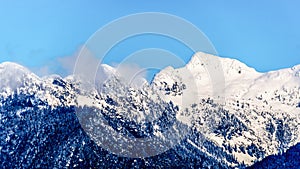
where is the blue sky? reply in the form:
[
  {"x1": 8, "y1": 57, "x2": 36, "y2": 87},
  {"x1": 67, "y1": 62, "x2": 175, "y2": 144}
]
[{"x1": 0, "y1": 1, "x2": 299, "y2": 76}]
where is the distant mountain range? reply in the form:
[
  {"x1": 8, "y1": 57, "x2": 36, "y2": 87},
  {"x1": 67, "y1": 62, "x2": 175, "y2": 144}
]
[{"x1": 1, "y1": 52, "x2": 299, "y2": 168}]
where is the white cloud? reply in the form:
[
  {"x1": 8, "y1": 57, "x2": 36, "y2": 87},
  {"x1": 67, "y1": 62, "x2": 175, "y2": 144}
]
[
  {"x1": 28, "y1": 45, "x2": 148, "y2": 89},
  {"x1": 57, "y1": 45, "x2": 101, "y2": 80},
  {"x1": 114, "y1": 63, "x2": 148, "y2": 87}
]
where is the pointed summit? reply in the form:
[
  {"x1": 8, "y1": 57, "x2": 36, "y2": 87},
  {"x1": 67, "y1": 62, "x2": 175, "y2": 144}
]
[{"x1": 187, "y1": 52, "x2": 258, "y2": 75}]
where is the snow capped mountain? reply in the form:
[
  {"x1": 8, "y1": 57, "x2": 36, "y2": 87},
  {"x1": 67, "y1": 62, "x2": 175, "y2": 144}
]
[
  {"x1": 0, "y1": 62, "x2": 39, "y2": 96},
  {"x1": 153, "y1": 52, "x2": 300, "y2": 166},
  {"x1": 0, "y1": 52, "x2": 299, "y2": 168},
  {"x1": 154, "y1": 52, "x2": 300, "y2": 100}
]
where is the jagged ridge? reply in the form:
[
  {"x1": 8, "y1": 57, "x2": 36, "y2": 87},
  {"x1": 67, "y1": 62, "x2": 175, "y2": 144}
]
[{"x1": 0, "y1": 52, "x2": 300, "y2": 168}]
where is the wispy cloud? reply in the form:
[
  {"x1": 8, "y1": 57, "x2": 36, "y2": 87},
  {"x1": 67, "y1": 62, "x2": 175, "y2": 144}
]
[
  {"x1": 28, "y1": 45, "x2": 148, "y2": 88},
  {"x1": 114, "y1": 63, "x2": 147, "y2": 87}
]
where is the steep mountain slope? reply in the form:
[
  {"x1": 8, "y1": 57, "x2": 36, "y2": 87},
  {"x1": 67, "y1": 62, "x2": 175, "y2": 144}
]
[
  {"x1": 0, "y1": 63, "x2": 230, "y2": 168},
  {"x1": 0, "y1": 52, "x2": 299, "y2": 168},
  {"x1": 152, "y1": 52, "x2": 300, "y2": 166},
  {"x1": 1, "y1": 92, "x2": 232, "y2": 168}
]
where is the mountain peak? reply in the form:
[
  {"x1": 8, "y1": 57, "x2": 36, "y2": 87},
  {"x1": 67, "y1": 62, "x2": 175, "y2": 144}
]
[
  {"x1": 0, "y1": 61, "x2": 31, "y2": 73},
  {"x1": 0, "y1": 61, "x2": 38, "y2": 80},
  {"x1": 187, "y1": 52, "x2": 258, "y2": 74}
]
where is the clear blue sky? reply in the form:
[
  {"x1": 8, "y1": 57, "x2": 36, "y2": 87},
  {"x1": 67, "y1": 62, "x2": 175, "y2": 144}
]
[{"x1": 0, "y1": 0, "x2": 299, "y2": 76}]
